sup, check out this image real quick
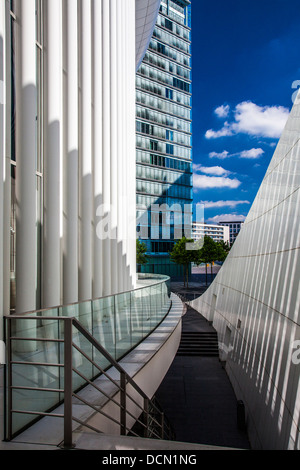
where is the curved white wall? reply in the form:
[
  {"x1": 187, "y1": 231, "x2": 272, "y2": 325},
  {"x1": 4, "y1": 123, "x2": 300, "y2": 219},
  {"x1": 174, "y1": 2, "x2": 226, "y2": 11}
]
[
  {"x1": 135, "y1": 0, "x2": 161, "y2": 71},
  {"x1": 190, "y1": 98, "x2": 300, "y2": 450}
]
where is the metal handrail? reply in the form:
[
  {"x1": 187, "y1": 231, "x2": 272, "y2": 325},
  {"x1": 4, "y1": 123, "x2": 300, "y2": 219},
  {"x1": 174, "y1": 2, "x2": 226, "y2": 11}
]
[
  {"x1": 7, "y1": 274, "x2": 171, "y2": 318},
  {"x1": 4, "y1": 311, "x2": 176, "y2": 447}
]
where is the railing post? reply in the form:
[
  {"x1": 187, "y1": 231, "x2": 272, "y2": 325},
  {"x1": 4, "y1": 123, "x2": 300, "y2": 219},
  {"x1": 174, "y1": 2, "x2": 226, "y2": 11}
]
[
  {"x1": 143, "y1": 397, "x2": 149, "y2": 438},
  {"x1": 120, "y1": 371, "x2": 126, "y2": 435},
  {"x1": 64, "y1": 317, "x2": 73, "y2": 448}
]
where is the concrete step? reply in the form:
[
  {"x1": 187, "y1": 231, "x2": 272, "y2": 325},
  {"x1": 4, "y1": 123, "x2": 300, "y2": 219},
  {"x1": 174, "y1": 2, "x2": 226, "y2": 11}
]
[{"x1": 177, "y1": 331, "x2": 219, "y2": 357}]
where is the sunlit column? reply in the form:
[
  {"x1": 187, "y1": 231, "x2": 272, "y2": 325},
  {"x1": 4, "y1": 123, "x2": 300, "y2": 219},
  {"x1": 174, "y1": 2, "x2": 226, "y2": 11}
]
[
  {"x1": 63, "y1": 0, "x2": 79, "y2": 305},
  {"x1": 121, "y1": 0, "x2": 131, "y2": 292},
  {"x1": 0, "y1": 0, "x2": 5, "y2": 336},
  {"x1": 79, "y1": 0, "x2": 93, "y2": 301},
  {"x1": 15, "y1": 0, "x2": 37, "y2": 314},
  {"x1": 126, "y1": 0, "x2": 137, "y2": 290},
  {"x1": 116, "y1": 0, "x2": 124, "y2": 294},
  {"x1": 3, "y1": 0, "x2": 11, "y2": 320},
  {"x1": 43, "y1": 0, "x2": 63, "y2": 309},
  {"x1": 102, "y1": 0, "x2": 111, "y2": 296},
  {"x1": 109, "y1": 0, "x2": 118, "y2": 294},
  {"x1": 93, "y1": 0, "x2": 103, "y2": 299}
]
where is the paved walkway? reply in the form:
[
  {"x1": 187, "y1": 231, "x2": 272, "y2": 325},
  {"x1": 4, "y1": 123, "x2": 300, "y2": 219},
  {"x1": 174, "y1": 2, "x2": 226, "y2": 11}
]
[{"x1": 155, "y1": 305, "x2": 251, "y2": 450}]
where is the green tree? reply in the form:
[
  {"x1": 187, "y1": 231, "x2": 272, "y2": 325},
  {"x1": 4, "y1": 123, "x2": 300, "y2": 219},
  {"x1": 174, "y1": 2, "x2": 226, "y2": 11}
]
[
  {"x1": 217, "y1": 240, "x2": 231, "y2": 255},
  {"x1": 169, "y1": 236, "x2": 198, "y2": 288},
  {"x1": 195, "y1": 236, "x2": 229, "y2": 285},
  {"x1": 194, "y1": 236, "x2": 215, "y2": 285},
  {"x1": 136, "y1": 239, "x2": 149, "y2": 272}
]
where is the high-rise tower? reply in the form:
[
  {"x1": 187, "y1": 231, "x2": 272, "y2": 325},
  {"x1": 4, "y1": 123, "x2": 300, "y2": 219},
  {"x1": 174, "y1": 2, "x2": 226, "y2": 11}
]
[{"x1": 136, "y1": 0, "x2": 193, "y2": 277}]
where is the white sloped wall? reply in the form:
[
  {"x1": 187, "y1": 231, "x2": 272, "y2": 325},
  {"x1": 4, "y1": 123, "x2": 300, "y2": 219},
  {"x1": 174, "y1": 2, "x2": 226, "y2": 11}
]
[{"x1": 190, "y1": 97, "x2": 300, "y2": 450}]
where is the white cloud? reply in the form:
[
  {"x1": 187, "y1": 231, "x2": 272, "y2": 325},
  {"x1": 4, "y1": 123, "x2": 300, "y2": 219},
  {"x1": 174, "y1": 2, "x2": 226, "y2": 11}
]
[
  {"x1": 233, "y1": 101, "x2": 289, "y2": 138},
  {"x1": 193, "y1": 174, "x2": 242, "y2": 190},
  {"x1": 201, "y1": 200, "x2": 250, "y2": 209},
  {"x1": 205, "y1": 101, "x2": 289, "y2": 139},
  {"x1": 193, "y1": 164, "x2": 241, "y2": 189},
  {"x1": 214, "y1": 104, "x2": 230, "y2": 118},
  {"x1": 208, "y1": 150, "x2": 230, "y2": 160},
  {"x1": 206, "y1": 213, "x2": 247, "y2": 224},
  {"x1": 209, "y1": 147, "x2": 264, "y2": 160},
  {"x1": 193, "y1": 164, "x2": 232, "y2": 177},
  {"x1": 239, "y1": 148, "x2": 265, "y2": 159},
  {"x1": 205, "y1": 122, "x2": 234, "y2": 139}
]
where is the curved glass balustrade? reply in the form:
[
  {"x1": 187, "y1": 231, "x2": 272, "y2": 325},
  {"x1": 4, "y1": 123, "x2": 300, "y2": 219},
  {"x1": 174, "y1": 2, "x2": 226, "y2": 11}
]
[{"x1": 4, "y1": 275, "x2": 171, "y2": 437}]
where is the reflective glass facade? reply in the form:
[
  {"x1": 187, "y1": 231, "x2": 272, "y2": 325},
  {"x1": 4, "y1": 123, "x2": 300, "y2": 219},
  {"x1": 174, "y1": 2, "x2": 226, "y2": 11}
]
[{"x1": 136, "y1": 0, "x2": 192, "y2": 277}]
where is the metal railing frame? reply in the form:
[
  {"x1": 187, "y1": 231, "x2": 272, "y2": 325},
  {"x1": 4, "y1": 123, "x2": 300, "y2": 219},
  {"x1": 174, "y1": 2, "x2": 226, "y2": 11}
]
[{"x1": 4, "y1": 310, "x2": 175, "y2": 448}]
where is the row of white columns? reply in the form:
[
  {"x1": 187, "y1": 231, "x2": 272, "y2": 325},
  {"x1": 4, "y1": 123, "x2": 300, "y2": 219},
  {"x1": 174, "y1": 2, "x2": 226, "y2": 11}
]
[
  {"x1": 0, "y1": 1, "x2": 6, "y2": 342},
  {"x1": 0, "y1": 0, "x2": 137, "y2": 325},
  {"x1": 15, "y1": 0, "x2": 37, "y2": 315},
  {"x1": 0, "y1": 1, "x2": 11, "y2": 342}
]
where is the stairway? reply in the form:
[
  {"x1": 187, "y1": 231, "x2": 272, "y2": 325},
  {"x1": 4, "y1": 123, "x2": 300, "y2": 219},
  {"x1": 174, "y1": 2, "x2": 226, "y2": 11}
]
[{"x1": 177, "y1": 330, "x2": 219, "y2": 357}]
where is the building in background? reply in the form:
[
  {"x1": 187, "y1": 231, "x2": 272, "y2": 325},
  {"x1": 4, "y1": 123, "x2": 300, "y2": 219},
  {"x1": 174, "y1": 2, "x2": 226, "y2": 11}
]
[
  {"x1": 218, "y1": 220, "x2": 244, "y2": 246},
  {"x1": 192, "y1": 222, "x2": 230, "y2": 245},
  {"x1": 136, "y1": 0, "x2": 193, "y2": 277}
]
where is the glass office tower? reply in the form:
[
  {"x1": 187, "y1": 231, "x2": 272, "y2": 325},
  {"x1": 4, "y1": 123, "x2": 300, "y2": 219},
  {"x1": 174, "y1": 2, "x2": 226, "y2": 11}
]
[{"x1": 136, "y1": 0, "x2": 192, "y2": 277}]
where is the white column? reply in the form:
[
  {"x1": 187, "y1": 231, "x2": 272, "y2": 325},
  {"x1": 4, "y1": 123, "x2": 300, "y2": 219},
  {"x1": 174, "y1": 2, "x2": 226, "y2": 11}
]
[
  {"x1": 3, "y1": 0, "x2": 11, "y2": 320},
  {"x1": 122, "y1": 0, "x2": 131, "y2": 292},
  {"x1": 116, "y1": 1, "x2": 124, "y2": 294},
  {"x1": 43, "y1": 0, "x2": 63, "y2": 308},
  {"x1": 102, "y1": 0, "x2": 111, "y2": 296},
  {"x1": 0, "y1": 0, "x2": 5, "y2": 337},
  {"x1": 109, "y1": 0, "x2": 118, "y2": 294},
  {"x1": 126, "y1": 0, "x2": 137, "y2": 290},
  {"x1": 93, "y1": 0, "x2": 103, "y2": 299},
  {"x1": 15, "y1": 0, "x2": 37, "y2": 314},
  {"x1": 63, "y1": 0, "x2": 79, "y2": 305},
  {"x1": 79, "y1": 0, "x2": 93, "y2": 301}
]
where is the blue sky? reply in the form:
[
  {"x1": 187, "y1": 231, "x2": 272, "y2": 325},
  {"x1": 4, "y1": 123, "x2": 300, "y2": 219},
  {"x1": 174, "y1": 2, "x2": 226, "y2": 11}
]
[{"x1": 190, "y1": 0, "x2": 300, "y2": 224}]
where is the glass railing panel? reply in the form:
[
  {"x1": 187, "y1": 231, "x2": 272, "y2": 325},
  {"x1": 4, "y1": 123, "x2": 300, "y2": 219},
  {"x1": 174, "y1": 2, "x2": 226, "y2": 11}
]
[
  {"x1": 92, "y1": 296, "x2": 115, "y2": 371},
  {"x1": 5, "y1": 275, "x2": 172, "y2": 438},
  {"x1": 149, "y1": 284, "x2": 158, "y2": 330},
  {"x1": 60, "y1": 301, "x2": 94, "y2": 390},
  {"x1": 142, "y1": 286, "x2": 152, "y2": 337},
  {"x1": 157, "y1": 283, "x2": 164, "y2": 324},
  {"x1": 115, "y1": 292, "x2": 132, "y2": 361},
  {"x1": 71, "y1": 330, "x2": 94, "y2": 391},
  {"x1": 11, "y1": 386, "x2": 63, "y2": 436},
  {"x1": 8, "y1": 309, "x2": 62, "y2": 436},
  {"x1": 130, "y1": 288, "x2": 144, "y2": 348},
  {"x1": 161, "y1": 281, "x2": 171, "y2": 322}
]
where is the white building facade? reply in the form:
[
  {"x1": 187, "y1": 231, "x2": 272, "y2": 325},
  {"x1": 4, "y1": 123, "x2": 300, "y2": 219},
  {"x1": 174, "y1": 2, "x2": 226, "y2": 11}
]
[
  {"x1": 0, "y1": 0, "x2": 160, "y2": 341},
  {"x1": 192, "y1": 222, "x2": 230, "y2": 245},
  {"x1": 218, "y1": 220, "x2": 244, "y2": 246}
]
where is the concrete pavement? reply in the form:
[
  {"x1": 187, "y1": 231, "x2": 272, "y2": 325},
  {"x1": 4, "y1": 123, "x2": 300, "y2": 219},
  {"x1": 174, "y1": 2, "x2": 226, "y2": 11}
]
[{"x1": 155, "y1": 305, "x2": 251, "y2": 450}]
